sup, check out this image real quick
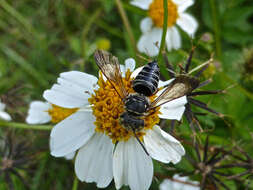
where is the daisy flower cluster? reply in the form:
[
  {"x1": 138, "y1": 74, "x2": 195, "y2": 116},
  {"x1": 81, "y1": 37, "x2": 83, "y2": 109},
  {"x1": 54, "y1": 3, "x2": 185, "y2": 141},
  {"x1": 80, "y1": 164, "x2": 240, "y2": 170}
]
[{"x1": 131, "y1": 0, "x2": 198, "y2": 56}]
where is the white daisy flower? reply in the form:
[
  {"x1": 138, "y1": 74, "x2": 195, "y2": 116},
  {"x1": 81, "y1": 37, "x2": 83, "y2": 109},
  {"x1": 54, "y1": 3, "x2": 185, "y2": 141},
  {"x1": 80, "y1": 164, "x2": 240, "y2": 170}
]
[
  {"x1": 26, "y1": 101, "x2": 78, "y2": 125},
  {"x1": 26, "y1": 101, "x2": 77, "y2": 160},
  {"x1": 0, "y1": 101, "x2": 11, "y2": 121},
  {"x1": 131, "y1": 0, "x2": 198, "y2": 56},
  {"x1": 159, "y1": 174, "x2": 200, "y2": 190},
  {"x1": 43, "y1": 58, "x2": 187, "y2": 189}
]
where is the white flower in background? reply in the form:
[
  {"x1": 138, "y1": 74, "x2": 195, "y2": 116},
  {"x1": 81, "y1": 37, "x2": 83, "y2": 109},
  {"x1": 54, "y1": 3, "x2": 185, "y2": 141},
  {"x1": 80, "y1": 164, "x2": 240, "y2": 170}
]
[
  {"x1": 26, "y1": 101, "x2": 77, "y2": 160},
  {"x1": 131, "y1": 0, "x2": 198, "y2": 56},
  {"x1": 0, "y1": 101, "x2": 11, "y2": 121},
  {"x1": 26, "y1": 101, "x2": 77, "y2": 124},
  {"x1": 159, "y1": 174, "x2": 200, "y2": 190},
  {"x1": 43, "y1": 58, "x2": 187, "y2": 190}
]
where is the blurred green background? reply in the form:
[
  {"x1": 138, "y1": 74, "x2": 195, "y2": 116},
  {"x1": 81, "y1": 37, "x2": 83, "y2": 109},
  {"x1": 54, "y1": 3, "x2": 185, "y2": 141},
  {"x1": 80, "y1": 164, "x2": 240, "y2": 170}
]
[{"x1": 0, "y1": 0, "x2": 253, "y2": 189}]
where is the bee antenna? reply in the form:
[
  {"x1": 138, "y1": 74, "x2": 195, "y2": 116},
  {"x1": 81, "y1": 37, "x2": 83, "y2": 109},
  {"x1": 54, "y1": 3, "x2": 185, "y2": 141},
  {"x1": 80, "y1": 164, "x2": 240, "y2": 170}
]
[{"x1": 132, "y1": 129, "x2": 150, "y2": 156}]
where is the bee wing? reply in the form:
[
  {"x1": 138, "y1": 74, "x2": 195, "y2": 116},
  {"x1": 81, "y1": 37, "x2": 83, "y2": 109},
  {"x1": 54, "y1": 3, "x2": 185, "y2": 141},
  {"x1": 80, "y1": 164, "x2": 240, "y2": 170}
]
[
  {"x1": 149, "y1": 76, "x2": 199, "y2": 109},
  {"x1": 94, "y1": 50, "x2": 128, "y2": 99}
]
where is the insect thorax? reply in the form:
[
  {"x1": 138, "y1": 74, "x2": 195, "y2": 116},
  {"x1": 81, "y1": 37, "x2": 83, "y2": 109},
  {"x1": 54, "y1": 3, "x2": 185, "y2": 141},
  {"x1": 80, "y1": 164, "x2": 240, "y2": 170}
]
[
  {"x1": 124, "y1": 94, "x2": 150, "y2": 115},
  {"x1": 119, "y1": 112, "x2": 144, "y2": 132}
]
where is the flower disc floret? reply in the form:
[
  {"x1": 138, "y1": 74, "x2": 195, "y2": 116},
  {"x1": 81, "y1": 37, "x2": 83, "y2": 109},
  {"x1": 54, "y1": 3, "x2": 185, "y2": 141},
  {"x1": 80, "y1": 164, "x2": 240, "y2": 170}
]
[
  {"x1": 148, "y1": 0, "x2": 178, "y2": 28},
  {"x1": 89, "y1": 70, "x2": 160, "y2": 143},
  {"x1": 48, "y1": 104, "x2": 78, "y2": 123}
]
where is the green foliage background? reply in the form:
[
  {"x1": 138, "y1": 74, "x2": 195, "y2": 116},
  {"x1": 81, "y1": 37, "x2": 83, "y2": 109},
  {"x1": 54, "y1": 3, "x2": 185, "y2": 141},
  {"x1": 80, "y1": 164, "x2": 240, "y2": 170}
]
[{"x1": 0, "y1": 0, "x2": 253, "y2": 189}]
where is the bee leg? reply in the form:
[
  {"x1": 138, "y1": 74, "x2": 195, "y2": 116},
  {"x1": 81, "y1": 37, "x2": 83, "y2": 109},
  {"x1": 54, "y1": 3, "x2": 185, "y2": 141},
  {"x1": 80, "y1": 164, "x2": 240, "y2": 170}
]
[{"x1": 131, "y1": 128, "x2": 150, "y2": 156}]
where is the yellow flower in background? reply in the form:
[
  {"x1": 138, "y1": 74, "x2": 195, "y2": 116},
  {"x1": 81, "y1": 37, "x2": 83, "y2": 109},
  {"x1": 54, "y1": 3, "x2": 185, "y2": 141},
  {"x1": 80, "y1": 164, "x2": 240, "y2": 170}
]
[
  {"x1": 96, "y1": 38, "x2": 111, "y2": 51},
  {"x1": 131, "y1": 0, "x2": 198, "y2": 56}
]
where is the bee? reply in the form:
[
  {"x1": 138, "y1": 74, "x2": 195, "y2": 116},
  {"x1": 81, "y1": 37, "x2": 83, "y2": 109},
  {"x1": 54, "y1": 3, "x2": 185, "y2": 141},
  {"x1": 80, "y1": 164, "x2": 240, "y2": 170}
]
[{"x1": 94, "y1": 50, "x2": 199, "y2": 154}]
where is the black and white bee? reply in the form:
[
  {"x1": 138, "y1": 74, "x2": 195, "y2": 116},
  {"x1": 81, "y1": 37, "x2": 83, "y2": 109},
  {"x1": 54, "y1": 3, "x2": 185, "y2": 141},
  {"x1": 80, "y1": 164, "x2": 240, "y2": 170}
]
[{"x1": 94, "y1": 50, "x2": 199, "y2": 154}]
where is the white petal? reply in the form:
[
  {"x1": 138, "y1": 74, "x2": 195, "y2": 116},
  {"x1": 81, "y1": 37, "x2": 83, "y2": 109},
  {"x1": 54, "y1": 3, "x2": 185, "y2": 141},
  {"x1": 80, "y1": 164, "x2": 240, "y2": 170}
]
[
  {"x1": 0, "y1": 102, "x2": 6, "y2": 111},
  {"x1": 177, "y1": 13, "x2": 198, "y2": 36},
  {"x1": 165, "y1": 28, "x2": 173, "y2": 51},
  {"x1": 171, "y1": 27, "x2": 181, "y2": 49},
  {"x1": 75, "y1": 133, "x2": 113, "y2": 188},
  {"x1": 158, "y1": 79, "x2": 175, "y2": 88},
  {"x1": 130, "y1": 0, "x2": 153, "y2": 10},
  {"x1": 166, "y1": 27, "x2": 181, "y2": 51},
  {"x1": 173, "y1": 0, "x2": 194, "y2": 13},
  {"x1": 137, "y1": 28, "x2": 162, "y2": 57},
  {"x1": 131, "y1": 66, "x2": 144, "y2": 79},
  {"x1": 50, "y1": 109, "x2": 95, "y2": 157},
  {"x1": 113, "y1": 137, "x2": 153, "y2": 190},
  {"x1": 64, "y1": 151, "x2": 76, "y2": 160},
  {"x1": 125, "y1": 58, "x2": 136, "y2": 72},
  {"x1": 120, "y1": 64, "x2": 125, "y2": 77},
  {"x1": 0, "y1": 111, "x2": 11, "y2": 121},
  {"x1": 159, "y1": 179, "x2": 173, "y2": 190},
  {"x1": 144, "y1": 125, "x2": 185, "y2": 164},
  {"x1": 140, "y1": 17, "x2": 153, "y2": 33},
  {"x1": 26, "y1": 101, "x2": 51, "y2": 124},
  {"x1": 43, "y1": 71, "x2": 97, "y2": 108},
  {"x1": 60, "y1": 71, "x2": 98, "y2": 91},
  {"x1": 159, "y1": 96, "x2": 187, "y2": 120},
  {"x1": 171, "y1": 174, "x2": 200, "y2": 190}
]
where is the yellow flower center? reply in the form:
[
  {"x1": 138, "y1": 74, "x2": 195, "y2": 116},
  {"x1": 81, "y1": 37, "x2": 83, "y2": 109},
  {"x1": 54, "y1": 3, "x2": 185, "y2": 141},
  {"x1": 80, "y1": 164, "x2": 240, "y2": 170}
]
[
  {"x1": 48, "y1": 105, "x2": 78, "y2": 123},
  {"x1": 89, "y1": 70, "x2": 160, "y2": 143},
  {"x1": 148, "y1": 0, "x2": 178, "y2": 28}
]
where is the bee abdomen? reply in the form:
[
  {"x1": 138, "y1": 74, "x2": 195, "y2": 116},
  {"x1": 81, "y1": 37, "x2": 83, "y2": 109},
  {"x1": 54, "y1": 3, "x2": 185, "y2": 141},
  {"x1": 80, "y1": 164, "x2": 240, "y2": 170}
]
[{"x1": 133, "y1": 61, "x2": 160, "y2": 96}]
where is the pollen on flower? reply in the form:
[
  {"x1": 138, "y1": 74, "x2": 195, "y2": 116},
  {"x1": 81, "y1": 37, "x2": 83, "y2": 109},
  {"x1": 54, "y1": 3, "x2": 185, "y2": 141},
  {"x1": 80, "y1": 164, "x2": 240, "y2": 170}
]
[
  {"x1": 89, "y1": 70, "x2": 160, "y2": 143},
  {"x1": 47, "y1": 105, "x2": 78, "y2": 123},
  {"x1": 148, "y1": 0, "x2": 178, "y2": 28}
]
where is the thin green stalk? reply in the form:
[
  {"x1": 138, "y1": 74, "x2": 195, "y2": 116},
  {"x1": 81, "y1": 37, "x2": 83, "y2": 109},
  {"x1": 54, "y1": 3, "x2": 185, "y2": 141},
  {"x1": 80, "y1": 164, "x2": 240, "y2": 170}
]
[
  {"x1": 0, "y1": 46, "x2": 49, "y2": 88},
  {"x1": 0, "y1": 121, "x2": 52, "y2": 130},
  {"x1": 115, "y1": 0, "x2": 136, "y2": 55},
  {"x1": 80, "y1": 8, "x2": 102, "y2": 70},
  {"x1": 157, "y1": 0, "x2": 169, "y2": 79},
  {"x1": 209, "y1": 0, "x2": 221, "y2": 59},
  {"x1": 158, "y1": 0, "x2": 168, "y2": 62},
  {"x1": 72, "y1": 176, "x2": 79, "y2": 190},
  {"x1": 0, "y1": 0, "x2": 38, "y2": 38},
  {"x1": 96, "y1": 20, "x2": 124, "y2": 39}
]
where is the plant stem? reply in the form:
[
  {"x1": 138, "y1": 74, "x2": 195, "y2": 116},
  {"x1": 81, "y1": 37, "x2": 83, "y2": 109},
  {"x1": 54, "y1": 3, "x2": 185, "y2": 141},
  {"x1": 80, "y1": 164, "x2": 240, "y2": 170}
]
[
  {"x1": 157, "y1": 0, "x2": 169, "y2": 79},
  {"x1": 80, "y1": 8, "x2": 102, "y2": 71},
  {"x1": 209, "y1": 0, "x2": 221, "y2": 59},
  {"x1": 115, "y1": 0, "x2": 136, "y2": 55},
  {"x1": 72, "y1": 176, "x2": 79, "y2": 190},
  {"x1": 0, "y1": 0, "x2": 38, "y2": 39},
  {"x1": 0, "y1": 121, "x2": 52, "y2": 130},
  {"x1": 158, "y1": 0, "x2": 168, "y2": 61}
]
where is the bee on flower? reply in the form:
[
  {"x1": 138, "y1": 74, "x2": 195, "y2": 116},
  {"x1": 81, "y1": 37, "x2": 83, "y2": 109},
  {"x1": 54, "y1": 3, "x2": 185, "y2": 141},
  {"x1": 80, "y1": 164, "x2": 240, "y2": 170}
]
[
  {"x1": 131, "y1": 0, "x2": 198, "y2": 56},
  {"x1": 42, "y1": 50, "x2": 189, "y2": 190}
]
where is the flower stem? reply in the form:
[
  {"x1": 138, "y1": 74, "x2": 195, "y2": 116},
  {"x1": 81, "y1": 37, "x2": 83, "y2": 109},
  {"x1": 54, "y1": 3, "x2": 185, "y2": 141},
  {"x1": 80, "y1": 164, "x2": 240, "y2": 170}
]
[
  {"x1": 209, "y1": 0, "x2": 221, "y2": 59},
  {"x1": 158, "y1": 0, "x2": 168, "y2": 61},
  {"x1": 115, "y1": 0, "x2": 136, "y2": 55},
  {"x1": 0, "y1": 121, "x2": 52, "y2": 130},
  {"x1": 158, "y1": 0, "x2": 169, "y2": 78},
  {"x1": 72, "y1": 176, "x2": 79, "y2": 190}
]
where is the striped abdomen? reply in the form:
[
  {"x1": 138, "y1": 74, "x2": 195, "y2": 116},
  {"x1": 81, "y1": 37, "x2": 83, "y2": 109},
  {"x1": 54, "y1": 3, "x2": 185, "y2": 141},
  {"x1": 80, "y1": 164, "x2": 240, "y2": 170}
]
[{"x1": 133, "y1": 61, "x2": 160, "y2": 96}]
